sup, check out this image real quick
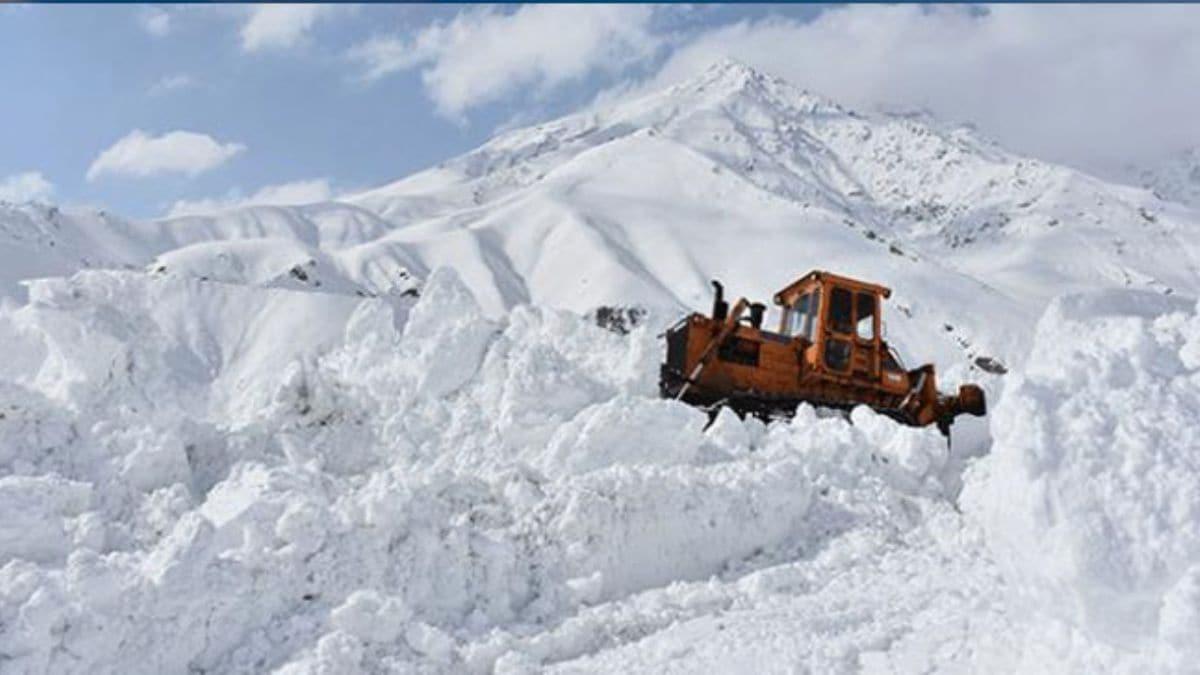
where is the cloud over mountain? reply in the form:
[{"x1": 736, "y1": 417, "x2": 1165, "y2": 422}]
[{"x1": 349, "y1": 5, "x2": 660, "y2": 118}]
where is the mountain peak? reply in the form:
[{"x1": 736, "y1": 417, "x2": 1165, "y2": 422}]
[
  {"x1": 660, "y1": 58, "x2": 847, "y2": 123},
  {"x1": 695, "y1": 57, "x2": 766, "y2": 86},
  {"x1": 675, "y1": 57, "x2": 788, "y2": 98}
]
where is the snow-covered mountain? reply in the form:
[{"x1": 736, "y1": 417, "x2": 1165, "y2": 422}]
[
  {"x1": 6, "y1": 61, "x2": 1197, "y2": 372},
  {"x1": 2, "y1": 61, "x2": 1200, "y2": 674}
]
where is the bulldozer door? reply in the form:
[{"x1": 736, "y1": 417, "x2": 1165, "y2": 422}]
[{"x1": 822, "y1": 286, "x2": 879, "y2": 380}]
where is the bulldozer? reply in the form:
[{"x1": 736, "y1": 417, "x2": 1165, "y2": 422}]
[{"x1": 659, "y1": 270, "x2": 986, "y2": 435}]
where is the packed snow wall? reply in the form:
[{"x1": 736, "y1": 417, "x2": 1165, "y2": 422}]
[{"x1": 965, "y1": 289, "x2": 1200, "y2": 669}]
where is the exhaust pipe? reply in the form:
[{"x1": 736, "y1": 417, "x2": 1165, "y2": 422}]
[
  {"x1": 711, "y1": 280, "x2": 728, "y2": 321},
  {"x1": 749, "y1": 303, "x2": 766, "y2": 329}
]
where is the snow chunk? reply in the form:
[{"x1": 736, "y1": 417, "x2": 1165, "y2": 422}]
[
  {"x1": 704, "y1": 406, "x2": 765, "y2": 456},
  {"x1": 548, "y1": 458, "x2": 812, "y2": 599},
  {"x1": 115, "y1": 425, "x2": 193, "y2": 493},
  {"x1": 0, "y1": 475, "x2": 93, "y2": 563},
  {"x1": 331, "y1": 590, "x2": 413, "y2": 644},
  {"x1": 852, "y1": 405, "x2": 950, "y2": 497},
  {"x1": 537, "y1": 396, "x2": 708, "y2": 477},
  {"x1": 402, "y1": 267, "x2": 496, "y2": 398}
]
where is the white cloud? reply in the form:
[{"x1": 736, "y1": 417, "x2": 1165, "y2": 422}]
[
  {"x1": 624, "y1": 5, "x2": 1200, "y2": 174},
  {"x1": 149, "y1": 73, "x2": 195, "y2": 96},
  {"x1": 167, "y1": 178, "x2": 334, "y2": 217},
  {"x1": 138, "y1": 7, "x2": 171, "y2": 38},
  {"x1": 87, "y1": 130, "x2": 245, "y2": 181},
  {"x1": 348, "y1": 5, "x2": 661, "y2": 119},
  {"x1": 0, "y1": 171, "x2": 54, "y2": 203},
  {"x1": 349, "y1": 36, "x2": 412, "y2": 82},
  {"x1": 240, "y1": 4, "x2": 338, "y2": 52}
]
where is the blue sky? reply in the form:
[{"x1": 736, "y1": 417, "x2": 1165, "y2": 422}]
[
  {"x1": 3, "y1": 4, "x2": 1198, "y2": 218},
  {"x1": 0, "y1": 4, "x2": 819, "y2": 217}
]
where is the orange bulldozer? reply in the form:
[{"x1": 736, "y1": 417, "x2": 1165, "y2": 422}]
[{"x1": 659, "y1": 270, "x2": 986, "y2": 435}]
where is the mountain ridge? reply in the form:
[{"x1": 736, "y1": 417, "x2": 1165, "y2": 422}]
[{"x1": 2, "y1": 60, "x2": 1197, "y2": 376}]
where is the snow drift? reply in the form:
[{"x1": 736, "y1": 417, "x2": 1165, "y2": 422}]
[{"x1": 965, "y1": 290, "x2": 1200, "y2": 668}]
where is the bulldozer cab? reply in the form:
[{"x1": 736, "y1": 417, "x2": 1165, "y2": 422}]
[{"x1": 773, "y1": 271, "x2": 906, "y2": 393}]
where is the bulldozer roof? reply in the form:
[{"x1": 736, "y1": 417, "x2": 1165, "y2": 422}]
[{"x1": 772, "y1": 270, "x2": 893, "y2": 307}]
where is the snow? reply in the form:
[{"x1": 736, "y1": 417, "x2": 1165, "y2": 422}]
[
  {"x1": 1, "y1": 60, "x2": 1200, "y2": 673},
  {"x1": 1128, "y1": 147, "x2": 1200, "y2": 210},
  {"x1": 0, "y1": 269, "x2": 824, "y2": 672},
  {"x1": 964, "y1": 290, "x2": 1200, "y2": 656},
  {"x1": 2, "y1": 265, "x2": 1198, "y2": 674}
]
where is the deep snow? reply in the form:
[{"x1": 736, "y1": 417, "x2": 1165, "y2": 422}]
[
  {"x1": 2, "y1": 61, "x2": 1200, "y2": 673},
  {"x1": 2, "y1": 267, "x2": 1198, "y2": 673}
]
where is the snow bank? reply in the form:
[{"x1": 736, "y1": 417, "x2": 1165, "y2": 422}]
[
  {"x1": 0, "y1": 267, "x2": 966, "y2": 673},
  {"x1": 965, "y1": 290, "x2": 1200, "y2": 659}
]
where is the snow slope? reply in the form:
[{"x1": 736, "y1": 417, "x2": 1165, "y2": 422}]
[
  {"x1": 1129, "y1": 147, "x2": 1200, "y2": 210},
  {"x1": 346, "y1": 60, "x2": 1200, "y2": 351},
  {"x1": 2, "y1": 60, "x2": 1200, "y2": 673},
  {"x1": 0, "y1": 203, "x2": 151, "y2": 303}
]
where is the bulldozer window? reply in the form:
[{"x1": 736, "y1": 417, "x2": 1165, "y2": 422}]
[
  {"x1": 788, "y1": 292, "x2": 817, "y2": 339},
  {"x1": 830, "y1": 287, "x2": 853, "y2": 334},
  {"x1": 856, "y1": 292, "x2": 876, "y2": 340},
  {"x1": 718, "y1": 337, "x2": 761, "y2": 366},
  {"x1": 786, "y1": 294, "x2": 806, "y2": 335}
]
